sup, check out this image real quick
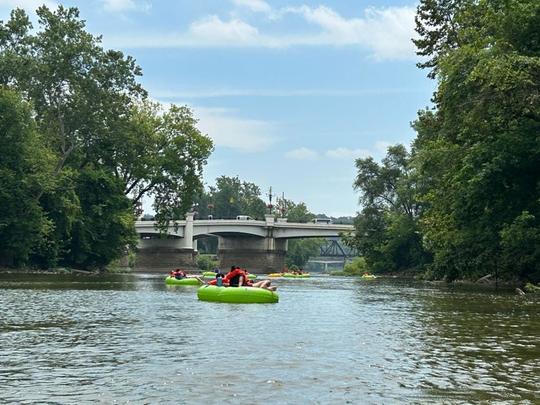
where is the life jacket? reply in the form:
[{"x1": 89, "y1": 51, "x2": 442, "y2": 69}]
[{"x1": 225, "y1": 268, "x2": 249, "y2": 287}]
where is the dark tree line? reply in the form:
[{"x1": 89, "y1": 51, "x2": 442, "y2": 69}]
[
  {"x1": 348, "y1": 0, "x2": 540, "y2": 283},
  {"x1": 0, "y1": 6, "x2": 213, "y2": 270}
]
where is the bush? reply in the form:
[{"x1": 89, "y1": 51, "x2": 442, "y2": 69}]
[
  {"x1": 196, "y1": 254, "x2": 219, "y2": 271},
  {"x1": 331, "y1": 257, "x2": 368, "y2": 276}
]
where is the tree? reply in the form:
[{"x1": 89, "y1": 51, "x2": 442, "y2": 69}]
[
  {"x1": 349, "y1": 145, "x2": 430, "y2": 274},
  {"x1": 195, "y1": 176, "x2": 267, "y2": 220},
  {"x1": 62, "y1": 169, "x2": 137, "y2": 270},
  {"x1": 274, "y1": 198, "x2": 322, "y2": 267},
  {"x1": 413, "y1": 0, "x2": 475, "y2": 78},
  {"x1": 0, "y1": 6, "x2": 215, "y2": 269},
  {"x1": 273, "y1": 195, "x2": 316, "y2": 223},
  {"x1": 0, "y1": 6, "x2": 145, "y2": 179},
  {"x1": 149, "y1": 105, "x2": 213, "y2": 227},
  {"x1": 286, "y1": 238, "x2": 325, "y2": 269},
  {"x1": 412, "y1": 0, "x2": 540, "y2": 281},
  {"x1": 0, "y1": 88, "x2": 54, "y2": 266}
]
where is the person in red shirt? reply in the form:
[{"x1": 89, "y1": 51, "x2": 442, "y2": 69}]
[{"x1": 223, "y1": 266, "x2": 276, "y2": 291}]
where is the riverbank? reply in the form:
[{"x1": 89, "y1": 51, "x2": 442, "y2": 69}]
[
  {"x1": 0, "y1": 266, "x2": 123, "y2": 275},
  {"x1": 330, "y1": 270, "x2": 540, "y2": 294}
]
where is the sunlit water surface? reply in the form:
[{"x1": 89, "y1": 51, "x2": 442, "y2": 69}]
[{"x1": 0, "y1": 273, "x2": 539, "y2": 404}]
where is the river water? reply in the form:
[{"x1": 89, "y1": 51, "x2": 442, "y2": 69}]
[{"x1": 0, "y1": 273, "x2": 538, "y2": 404}]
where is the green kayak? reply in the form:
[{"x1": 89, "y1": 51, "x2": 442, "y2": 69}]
[
  {"x1": 197, "y1": 285, "x2": 278, "y2": 304},
  {"x1": 165, "y1": 276, "x2": 201, "y2": 286}
]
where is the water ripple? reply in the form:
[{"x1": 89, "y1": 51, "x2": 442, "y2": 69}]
[{"x1": 0, "y1": 274, "x2": 539, "y2": 403}]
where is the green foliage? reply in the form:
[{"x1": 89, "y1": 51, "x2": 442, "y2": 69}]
[
  {"x1": 412, "y1": 0, "x2": 540, "y2": 282},
  {"x1": 341, "y1": 257, "x2": 368, "y2": 276},
  {"x1": 194, "y1": 176, "x2": 266, "y2": 219},
  {"x1": 286, "y1": 238, "x2": 325, "y2": 268},
  {"x1": 0, "y1": 6, "x2": 145, "y2": 176},
  {"x1": 0, "y1": 88, "x2": 54, "y2": 266},
  {"x1": 61, "y1": 169, "x2": 137, "y2": 270},
  {"x1": 348, "y1": 146, "x2": 430, "y2": 275},
  {"x1": 0, "y1": 6, "x2": 214, "y2": 270},
  {"x1": 524, "y1": 283, "x2": 540, "y2": 294},
  {"x1": 196, "y1": 254, "x2": 219, "y2": 271},
  {"x1": 29, "y1": 169, "x2": 80, "y2": 268},
  {"x1": 284, "y1": 201, "x2": 316, "y2": 223},
  {"x1": 500, "y1": 212, "x2": 540, "y2": 282},
  {"x1": 151, "y1": 105, "x2": 214, "y2": 228}
]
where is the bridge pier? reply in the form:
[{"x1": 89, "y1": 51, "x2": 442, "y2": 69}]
[
  {"x1": 134, "y1": 248, "x2": 197, "y2": 273},
  {"x1": 133, "y1": 212, "x2": 197, "y2": 273},
  {"x1": 218, "y1": 235, "x2": 287, "y2": 274}
]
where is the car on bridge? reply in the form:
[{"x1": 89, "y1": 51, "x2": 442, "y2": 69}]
[
  {"x1": 313, "y1": 218, "x2": 332, "y2": 224},
  {"x1": 236, "y1": 215, "x2": 254, "y2": 220}
]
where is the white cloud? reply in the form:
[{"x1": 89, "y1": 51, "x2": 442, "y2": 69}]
[
  {"x1": 232, "y1": 0, "x2": 271, "y2": 14},
  {"x1": 195, "y1": 107, "x2": 276, "y2": 153},
  {"x1": 104, "y1": 4, "x2": 417, "y2": 60},
  {"x1": 285, "y1": 5, "x2": 417, "y2": 59},
  {"x1": 285, "y1": 147, "x2": 318, "y2": 160},
  {"x1": 188, "y1": 15, "x2": 260, "y2": 46},
  {"x1": 326, "y1": 147, "x2": 371, "y2": 160},
  {"x1": 0, "y1": 0, "x2": 57, "y2": 10},
  {"x1": 101, "y1": 0, "x2": 150, "y2": 13}
]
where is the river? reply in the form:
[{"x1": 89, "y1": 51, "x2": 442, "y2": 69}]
[{"x1": 0, "y1": 273, "x2": 538, "y2": 404}]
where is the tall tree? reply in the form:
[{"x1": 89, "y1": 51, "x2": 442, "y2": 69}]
[
  {"x1": 412, "y1": 0, "x2": 540, "y2": 281},
  {"x1": 349, "y1": 145, "x2": 430, "y2": 274},
  {"x1": 0, "y1": 6, "x2": 214, "y2": 269},
  {"x1": 195, "y1": 176, "x2": 267, "y2": 220},
  {"x1": 0, "y1": 6, "x2": 145, "y2": 178}
]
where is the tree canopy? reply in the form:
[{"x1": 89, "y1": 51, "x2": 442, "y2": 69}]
[
  {"x1": 350, "y1": 0, "x2": 540, "y2": 282},
  {"x1": 194, "y1": 176, "x2": 267, "y2": 220},
  {"x1": 0, "y1": 6, "x2": 213, "y2": 269}
]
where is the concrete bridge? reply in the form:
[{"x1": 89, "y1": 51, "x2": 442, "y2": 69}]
[{"x1": 134, "y1": 213, "x2": 354, "y2": 273}]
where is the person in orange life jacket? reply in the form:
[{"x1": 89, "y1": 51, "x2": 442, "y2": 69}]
[{"x1": 227, "y1": 266, "x2": 277, "y2": 291}]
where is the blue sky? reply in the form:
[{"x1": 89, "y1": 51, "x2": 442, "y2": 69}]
[{"x1": 1, "y1": 0, "x2": 435, "y2": 217}]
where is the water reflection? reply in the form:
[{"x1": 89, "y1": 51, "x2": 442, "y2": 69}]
[{"x1": 0, "y1": 273, "x2": 538, "y2": 403}]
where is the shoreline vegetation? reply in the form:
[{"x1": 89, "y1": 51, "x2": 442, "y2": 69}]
[{"x1": 1, "y1": 3, "x2": 539, "y2": 285}]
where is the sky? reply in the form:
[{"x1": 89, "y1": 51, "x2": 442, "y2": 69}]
[{"x1": 0, "y1": 0, "x2": 435, "y2": 217}]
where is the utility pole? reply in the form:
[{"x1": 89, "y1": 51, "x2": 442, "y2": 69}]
[
  {"x1": 280, "y1": 192, "x2": 286, "y2": 217},
  {"x1": 266, "y1": 186, "x2": 274, "y2": 214}
]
